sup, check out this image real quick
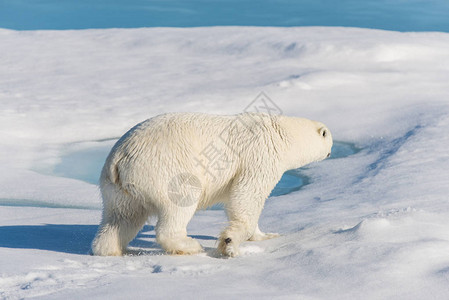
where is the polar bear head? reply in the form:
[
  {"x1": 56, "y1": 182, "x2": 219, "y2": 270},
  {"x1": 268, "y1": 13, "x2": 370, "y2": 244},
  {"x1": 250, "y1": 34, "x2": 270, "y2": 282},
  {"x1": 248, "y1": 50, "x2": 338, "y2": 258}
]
[{"x1": 279, "y1": 116, "x2": 333, "y2": 170}]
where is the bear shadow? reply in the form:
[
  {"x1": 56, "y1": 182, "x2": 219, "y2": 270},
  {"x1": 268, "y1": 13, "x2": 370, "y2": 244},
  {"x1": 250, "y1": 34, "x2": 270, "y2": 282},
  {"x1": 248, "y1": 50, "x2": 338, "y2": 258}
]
[
  {"x1": 0, "y1": 224, "x2": 98, "y2": 255},
  {"x1": 128, "y1": 230, "x2": 218, "y2": 257},
  {"x1": 0, "y1": 224, "x2": 217, "y2": 256}
]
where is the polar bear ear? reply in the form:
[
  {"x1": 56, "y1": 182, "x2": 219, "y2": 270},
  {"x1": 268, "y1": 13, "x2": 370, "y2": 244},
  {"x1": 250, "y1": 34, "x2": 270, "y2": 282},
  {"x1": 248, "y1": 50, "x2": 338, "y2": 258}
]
[{"x1": 319, "y1": 127, "x2": 327, "y2": 138}]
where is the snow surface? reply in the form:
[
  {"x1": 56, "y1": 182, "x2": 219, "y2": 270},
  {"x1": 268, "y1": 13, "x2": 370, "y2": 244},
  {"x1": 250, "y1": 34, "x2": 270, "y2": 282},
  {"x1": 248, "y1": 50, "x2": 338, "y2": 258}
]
[{"x1": 1, "y1": 26, "x2": 449, "y2": 299}]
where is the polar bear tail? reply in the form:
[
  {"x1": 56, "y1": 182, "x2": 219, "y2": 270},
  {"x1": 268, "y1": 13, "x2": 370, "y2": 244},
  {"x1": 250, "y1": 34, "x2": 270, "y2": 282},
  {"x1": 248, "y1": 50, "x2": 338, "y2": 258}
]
[
  {"x1": 100, "y1": 151, "x2": 141, "y2": 200},
  {"x1": 101, "y1": 150, "x2": 122, "y2": 186}
]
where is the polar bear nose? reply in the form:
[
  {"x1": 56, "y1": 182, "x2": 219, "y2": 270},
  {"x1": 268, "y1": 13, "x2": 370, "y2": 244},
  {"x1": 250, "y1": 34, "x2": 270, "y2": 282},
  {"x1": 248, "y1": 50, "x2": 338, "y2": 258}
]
[{"x1": 326, "y1": 153, "x2": 331, "y2": 158}]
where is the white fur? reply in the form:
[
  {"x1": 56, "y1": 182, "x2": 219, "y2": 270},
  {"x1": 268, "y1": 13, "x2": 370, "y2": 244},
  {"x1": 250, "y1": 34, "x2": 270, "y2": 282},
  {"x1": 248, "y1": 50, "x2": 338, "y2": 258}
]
[{"x1": 91, "y1": 112, "x2": 333, "y2": 257}]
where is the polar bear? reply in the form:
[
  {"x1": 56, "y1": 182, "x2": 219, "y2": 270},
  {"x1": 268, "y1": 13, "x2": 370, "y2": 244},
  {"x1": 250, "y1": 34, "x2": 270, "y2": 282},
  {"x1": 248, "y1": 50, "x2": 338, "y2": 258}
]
[{"x1": 91, "y1": 112, "x2": 332, "y2": 257}]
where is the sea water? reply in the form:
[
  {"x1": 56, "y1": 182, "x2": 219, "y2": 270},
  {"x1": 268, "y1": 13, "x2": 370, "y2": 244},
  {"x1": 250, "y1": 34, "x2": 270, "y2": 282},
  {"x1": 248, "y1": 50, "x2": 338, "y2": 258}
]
[{"x1": 1, "y1": 0, "x2": 449, "y2": 32}]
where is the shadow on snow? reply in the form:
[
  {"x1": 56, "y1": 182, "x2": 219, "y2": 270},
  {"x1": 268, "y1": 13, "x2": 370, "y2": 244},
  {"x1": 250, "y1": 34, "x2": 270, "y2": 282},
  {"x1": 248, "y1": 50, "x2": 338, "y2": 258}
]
[{"x1": 0, "y1": 224, "x2": 216, "y2": 255}]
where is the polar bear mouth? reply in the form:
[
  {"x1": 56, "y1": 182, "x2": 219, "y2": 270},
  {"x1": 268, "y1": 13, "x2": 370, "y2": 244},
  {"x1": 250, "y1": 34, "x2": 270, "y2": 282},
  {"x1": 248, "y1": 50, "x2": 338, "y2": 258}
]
[{"x1": 327, "y1": 153, "x2": 331, "y2": 158}]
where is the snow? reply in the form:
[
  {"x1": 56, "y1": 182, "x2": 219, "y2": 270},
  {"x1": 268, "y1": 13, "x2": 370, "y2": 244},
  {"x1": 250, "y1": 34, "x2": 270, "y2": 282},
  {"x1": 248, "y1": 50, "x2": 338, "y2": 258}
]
[{"x1": 1, "y1": 26, "x2": 449, "y2": 299}]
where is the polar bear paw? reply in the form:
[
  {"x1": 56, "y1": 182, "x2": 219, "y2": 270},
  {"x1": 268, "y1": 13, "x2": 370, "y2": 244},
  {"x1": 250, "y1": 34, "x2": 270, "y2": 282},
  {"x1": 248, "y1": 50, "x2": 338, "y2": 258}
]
[
  {"x1": 158, "y1": 236, "x2": 203, "y2": 255},
  {"x1": 249, "y1": 225, "x2": 280, "y2": 241},
  {"x1": 217, "y1": 236, "x2": 240, "y2": 258},
  {"x1": 249, "y1": 231, "x2": 280, "y2": 241}
]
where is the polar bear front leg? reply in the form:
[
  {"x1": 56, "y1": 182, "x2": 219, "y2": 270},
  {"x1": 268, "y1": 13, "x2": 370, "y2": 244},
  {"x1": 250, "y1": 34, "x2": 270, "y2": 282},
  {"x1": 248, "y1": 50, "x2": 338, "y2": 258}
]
[{"x1": 218, "y1": 181, "x2": 271, "y2": 257}]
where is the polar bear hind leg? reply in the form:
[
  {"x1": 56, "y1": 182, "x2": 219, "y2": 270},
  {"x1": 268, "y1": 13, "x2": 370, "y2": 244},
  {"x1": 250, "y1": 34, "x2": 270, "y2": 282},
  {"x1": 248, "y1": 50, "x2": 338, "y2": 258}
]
[
  {"x1": 155, "y1": 205, "x2": 203, "y2": 255},
  {"x1": 91, "y1": 185, "x2": 149, "y2": 256}
]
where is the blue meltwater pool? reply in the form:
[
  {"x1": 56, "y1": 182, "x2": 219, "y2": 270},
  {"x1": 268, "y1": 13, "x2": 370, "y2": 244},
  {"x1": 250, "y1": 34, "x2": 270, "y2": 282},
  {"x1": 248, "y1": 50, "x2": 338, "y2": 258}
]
[{"x1": 270, "y1": 141, "x2": 361, "y2": 197}]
